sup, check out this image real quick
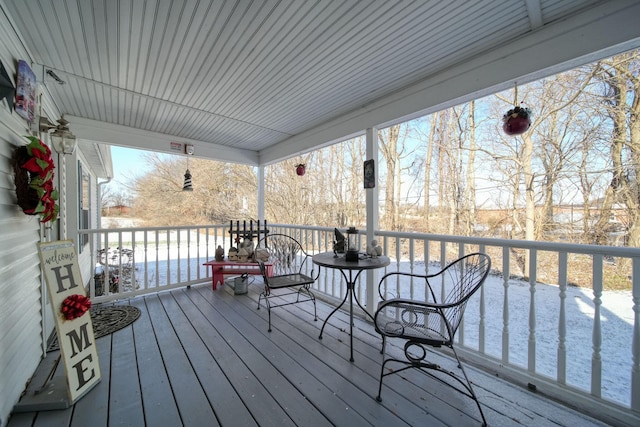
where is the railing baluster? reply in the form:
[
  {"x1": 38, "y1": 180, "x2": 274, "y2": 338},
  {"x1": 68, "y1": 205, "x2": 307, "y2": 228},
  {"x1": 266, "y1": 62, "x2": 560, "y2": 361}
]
[
  {"x1": 395, "y1": 236, "x2": 402, "y2": 297},
  {"x1": 131, "y1": 231, "x2": 137, "y2": 293},
  {"x1": 143, "y1": 230, "x2": 148, "y2": 291},
  {"x1": 479, "y1": 243, "x2": 486, "y2": 353},
  {"x1": 502, "y1": 245, "x2": 510, "y2": 363},
  {"x1": 155, "y1": 229, "x2": 160, "y2": 289},
  {"x1": 117, "y1": 231, "x2": 123, "y2": 295},
  {"x1": 558, "y1": 251, "x2": 568, "y2": 384},
  {"x1": 528, "y1": 249, "x2": 537, "y2": 373},
  {"x1": 439, "y1": 241, "x2": 447, "y2": 337},
  {"x1": 166, "y1": 229, "x2": 171, "y2": 286},
  {"x1": 187, "y1": 228, "x2": 192, "y2": 281},
  {"x1": 409, "y1": 238, "x2": 415, "y2": 299},
  {"x1": 439, "y1": 240, "x2": 446, "y2": 301},
  {"x1": 423, "y1": 238, "x2": 430, "y2": 301},
  {"x1": 592, "y1": 254, "x2": 603, "y2": 397},
  {"x1": 458, "y1": 244, "x2": 465, "y2": 345},
  {"x1": 177, "y1": 229, "x2": 182, "y2": 284}
]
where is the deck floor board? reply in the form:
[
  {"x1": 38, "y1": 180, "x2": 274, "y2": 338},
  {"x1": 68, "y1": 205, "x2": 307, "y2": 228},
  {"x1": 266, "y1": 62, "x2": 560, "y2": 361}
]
[
  {"x1": 144, "y1": 294, "x2": 220, "y2": 426},
  {"x1": 212, "y1": 286, "x2": 448, "y2": 425},
  {"x1": 130, "y1": 297, "x2": 183, "y2": 427},
  {"x1": 8, "y1": 283, "x2": 612, "y2": 427}
]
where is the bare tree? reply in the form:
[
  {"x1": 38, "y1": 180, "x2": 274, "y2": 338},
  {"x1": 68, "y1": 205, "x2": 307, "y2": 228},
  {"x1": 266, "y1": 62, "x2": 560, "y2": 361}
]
[
  {"x1": 590, "y1": 52, "x2": 640, "y2": 246},
  {"x1": 465, "y1": 100, "x2": 477, "y2": 236},
  {"x1": 132, "y1": 154, "x2": 257, "y2": 226}
]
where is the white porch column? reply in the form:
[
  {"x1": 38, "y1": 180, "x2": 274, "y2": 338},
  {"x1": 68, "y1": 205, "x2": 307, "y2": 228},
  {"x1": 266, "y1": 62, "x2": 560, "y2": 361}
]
[
  {"x1": 365, "y1": 127, "x2": 379, "y2": 316},
  {"x1": 257, "y1": 165, "x2": 265, "y2": 221}
]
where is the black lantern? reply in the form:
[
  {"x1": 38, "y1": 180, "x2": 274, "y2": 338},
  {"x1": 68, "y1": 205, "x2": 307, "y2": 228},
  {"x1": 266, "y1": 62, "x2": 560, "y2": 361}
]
[{"x1": 345, "y1": 227, "x2": 359, "y2": 262}]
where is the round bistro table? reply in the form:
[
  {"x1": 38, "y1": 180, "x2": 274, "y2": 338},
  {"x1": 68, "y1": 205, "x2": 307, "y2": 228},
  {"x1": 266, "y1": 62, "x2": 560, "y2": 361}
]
[{"x1": 312, "y1": 251, "x2": 390, "y2": 362}]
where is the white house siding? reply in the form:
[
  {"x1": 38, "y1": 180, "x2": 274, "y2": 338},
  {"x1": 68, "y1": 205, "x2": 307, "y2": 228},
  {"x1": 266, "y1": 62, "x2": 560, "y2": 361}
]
[
  {"x1": 0, "y1": 12, "x2": 113, "y2": 422},
  {"x1": 0, "y1": 14, "x2": 57, "y2": 427},
  {"x1": 0, "y1": 105, "x2": 48, "y2": 425}
]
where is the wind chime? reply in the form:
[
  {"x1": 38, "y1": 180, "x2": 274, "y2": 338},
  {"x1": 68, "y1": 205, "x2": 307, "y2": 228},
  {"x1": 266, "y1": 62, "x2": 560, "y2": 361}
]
[{"x1": 183, "y1": 156, "x2": 193, "y2": 191}]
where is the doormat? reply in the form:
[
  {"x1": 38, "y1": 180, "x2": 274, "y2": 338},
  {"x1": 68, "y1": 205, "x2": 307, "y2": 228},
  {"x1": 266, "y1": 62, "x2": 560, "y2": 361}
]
[{"x1": 47, "y1": 305, "x2": 141, "y2": 352}]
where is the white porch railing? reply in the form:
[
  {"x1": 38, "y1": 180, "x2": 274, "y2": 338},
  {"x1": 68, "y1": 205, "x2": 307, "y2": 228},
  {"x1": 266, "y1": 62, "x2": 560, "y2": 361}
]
[{"x1": 80, "y1": 223, "x2": 640, "y2": 426}]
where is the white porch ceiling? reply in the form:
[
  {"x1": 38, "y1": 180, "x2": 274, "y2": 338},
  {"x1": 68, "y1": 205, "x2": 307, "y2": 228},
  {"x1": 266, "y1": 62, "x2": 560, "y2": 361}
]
[{"x1": 3, "y1": 0, "x2": 640, "y2": 167}]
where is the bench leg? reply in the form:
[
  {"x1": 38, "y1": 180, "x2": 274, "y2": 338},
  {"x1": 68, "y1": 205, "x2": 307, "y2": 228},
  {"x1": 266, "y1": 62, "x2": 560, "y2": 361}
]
[{"x1": 212, "y1": 272, "x2": 224, "y2": 290}]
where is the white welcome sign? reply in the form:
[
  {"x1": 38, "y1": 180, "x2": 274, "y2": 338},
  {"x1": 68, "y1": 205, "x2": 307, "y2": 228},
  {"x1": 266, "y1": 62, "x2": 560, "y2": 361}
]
[{"x1": 38, "y1": 240, "x2": 101, "y2": 403}]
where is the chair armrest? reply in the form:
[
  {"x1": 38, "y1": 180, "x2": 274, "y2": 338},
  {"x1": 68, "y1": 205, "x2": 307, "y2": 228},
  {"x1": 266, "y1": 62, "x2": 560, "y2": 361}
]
[
  {"x1": 377, "y1": 297, "x2": 452, "y2": 312},
  {"x1": 377, "y1": 271, "x2": 438, "y2": 302}
]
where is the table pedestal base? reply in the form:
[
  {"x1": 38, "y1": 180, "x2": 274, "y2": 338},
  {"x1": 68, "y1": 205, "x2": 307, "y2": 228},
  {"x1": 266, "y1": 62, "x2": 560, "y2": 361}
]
[{"x1": 318, "y1": 270, "x2": 373, "y2": 362}]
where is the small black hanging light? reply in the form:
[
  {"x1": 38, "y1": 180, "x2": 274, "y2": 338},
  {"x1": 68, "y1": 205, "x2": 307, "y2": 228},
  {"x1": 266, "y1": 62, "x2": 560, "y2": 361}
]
[{"x1": 182, "y1": 156, "x2": 193, "y2": 191}]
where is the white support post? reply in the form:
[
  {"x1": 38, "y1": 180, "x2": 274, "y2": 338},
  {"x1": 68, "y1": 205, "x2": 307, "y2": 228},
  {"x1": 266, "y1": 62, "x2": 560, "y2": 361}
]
[
  {"x1": 257, "y1": 165, "x2": 265, "y2": 221},
  {"x1": 365, "y1": 127, "x2": 379, "y2": 317}
]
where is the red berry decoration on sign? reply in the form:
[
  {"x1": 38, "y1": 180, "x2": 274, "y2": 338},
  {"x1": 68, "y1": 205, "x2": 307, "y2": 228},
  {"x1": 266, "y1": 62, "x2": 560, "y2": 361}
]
[
  {"x1": 296, "y1": 164, "x2": 306, "y2": 176},
  {"x1": 61, "y1": 294, "x2": 92, "y2": 320}
]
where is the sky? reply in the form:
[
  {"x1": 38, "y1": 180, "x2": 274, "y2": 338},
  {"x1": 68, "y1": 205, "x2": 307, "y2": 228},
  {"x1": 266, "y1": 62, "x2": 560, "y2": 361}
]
[{"x1": 107, "y1": 146, "x2": 155, "y2": 195}]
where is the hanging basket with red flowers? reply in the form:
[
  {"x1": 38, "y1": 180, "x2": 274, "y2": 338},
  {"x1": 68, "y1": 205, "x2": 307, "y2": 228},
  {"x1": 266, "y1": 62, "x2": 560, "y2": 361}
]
[
  {"x1": 13, "y1": 136, "x2": 59, "y2": 223},
  {"x1": 61, "y1": 294, "x2": 92, "y2": 320}
]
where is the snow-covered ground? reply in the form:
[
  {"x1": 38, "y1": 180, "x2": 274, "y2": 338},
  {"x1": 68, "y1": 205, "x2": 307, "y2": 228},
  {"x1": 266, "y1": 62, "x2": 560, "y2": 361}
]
[{"x1": 459, "y1": 273, "x2": 632, "y2": 406}]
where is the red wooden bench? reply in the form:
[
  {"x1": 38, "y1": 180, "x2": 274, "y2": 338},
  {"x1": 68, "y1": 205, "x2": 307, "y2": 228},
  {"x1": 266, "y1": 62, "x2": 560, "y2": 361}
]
[{"x1": 203, "y1": 260, "x2": 273, "y2": 290}]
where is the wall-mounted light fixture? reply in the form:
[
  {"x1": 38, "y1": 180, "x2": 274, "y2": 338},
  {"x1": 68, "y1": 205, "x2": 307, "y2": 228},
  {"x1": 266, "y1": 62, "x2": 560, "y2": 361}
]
[{"x1": 40, "y1": 115, "x2": 77, "y2": 154}]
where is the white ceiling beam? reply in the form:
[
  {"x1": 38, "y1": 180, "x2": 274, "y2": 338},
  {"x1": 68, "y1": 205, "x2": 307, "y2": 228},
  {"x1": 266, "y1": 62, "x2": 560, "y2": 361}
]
[{"x1": 69, "y1": 116, "x2": 259, "y2": 165}]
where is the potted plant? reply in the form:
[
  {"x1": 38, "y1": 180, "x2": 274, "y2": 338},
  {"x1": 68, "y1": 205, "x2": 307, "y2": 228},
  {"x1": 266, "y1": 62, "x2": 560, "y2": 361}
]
[
  {"x1": 13, "y1": 136, "x2": 59, "y2": 223},
  {"x1": 503, "y1": 105, "x2": 532, "y2": 136}
]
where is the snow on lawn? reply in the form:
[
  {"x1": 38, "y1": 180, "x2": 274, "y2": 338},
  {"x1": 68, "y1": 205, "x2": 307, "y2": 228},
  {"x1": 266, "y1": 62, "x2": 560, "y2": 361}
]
[{"x1": 393, "y1": 261, "x2": 634, "y2": 407}]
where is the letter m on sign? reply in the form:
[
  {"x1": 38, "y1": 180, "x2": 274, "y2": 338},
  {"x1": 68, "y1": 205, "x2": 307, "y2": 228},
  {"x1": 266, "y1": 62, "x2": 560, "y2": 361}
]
[{"x1": 66, "y1": 323, "x2": 93, "y2": 357}]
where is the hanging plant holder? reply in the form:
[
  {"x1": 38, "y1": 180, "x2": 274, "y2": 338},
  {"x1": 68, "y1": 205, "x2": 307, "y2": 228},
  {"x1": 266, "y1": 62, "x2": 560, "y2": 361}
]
[
  {"x1": 503, "y1": 83, "x2": 532, "y2": 136},
  {"x1": 502, "y1": 107, "x2": 531, "y2": 135},
  {"x1": 295, "y1": 164, "x2": 306, "y2": 176},
  {"x1": 503, "y1": 105, "x2": 532, "y2": 136}
]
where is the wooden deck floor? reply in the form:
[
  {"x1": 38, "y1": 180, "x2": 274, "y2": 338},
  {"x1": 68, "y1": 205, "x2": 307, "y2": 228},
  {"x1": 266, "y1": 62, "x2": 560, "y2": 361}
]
[{"x1": 8, "y1": 282, "x2": 611, "y2": 427}]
